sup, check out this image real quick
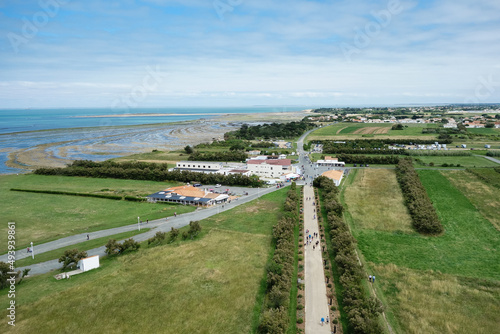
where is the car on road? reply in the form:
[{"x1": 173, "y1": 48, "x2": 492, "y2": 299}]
[{"x1": 193, "y1": 183, "x2": 202, "y2": 187}]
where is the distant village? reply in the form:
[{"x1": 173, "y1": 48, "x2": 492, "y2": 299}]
[{"x1": 307, "y1": 113, "x2": 500, "y2": 129}]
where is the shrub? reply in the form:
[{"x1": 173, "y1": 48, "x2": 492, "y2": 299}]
[
  {"x1": 59, "y1": 249, "x2": 88, "y2": 269},
  {"x1": 296, "y1": 318, "x2": 304, "y2": 324}
]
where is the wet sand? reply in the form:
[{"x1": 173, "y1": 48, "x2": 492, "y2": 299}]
[{"x1": 4, "y1": 110, "x2": 310, "y2": 172}]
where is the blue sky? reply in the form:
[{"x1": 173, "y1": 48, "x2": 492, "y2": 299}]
[{"x1": 0, "y1": 0, "x2": 499, "y2": 108}]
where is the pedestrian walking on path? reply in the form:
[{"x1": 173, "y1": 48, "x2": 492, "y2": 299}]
[
  {"x1": 372, "y1": 275, "x2": 376, "y2": 283},
  {"x1": 321, "y1": 317, "x2": 325, "y2": 326},
  {"x1": 369, "y1": 275, "x2": 372, "y2": 282},
  {"x1": 87, "y1": 234, "x2": 89, "y2": 240},
  {"x1": 326, "y1": 316, "x2": 329, "y2": 324}
]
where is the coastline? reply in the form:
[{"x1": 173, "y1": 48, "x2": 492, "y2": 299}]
[{"x1": 1, "y1": 110, "x2": 310, "y2": 174}]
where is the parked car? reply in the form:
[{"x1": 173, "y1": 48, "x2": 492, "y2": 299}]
[
  {"x1": 215, "y1": 184, "x2": 221, "y2": 188},
  {"x1": 193, "y1": 183, "x2": 202, "y2": 187}
]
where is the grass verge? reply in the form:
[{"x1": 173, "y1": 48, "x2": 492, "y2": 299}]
[{"x1": 14, "y1": 229, "x2": 150, "y2": 267}]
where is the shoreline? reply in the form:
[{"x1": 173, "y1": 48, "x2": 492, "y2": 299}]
[{"x1": 1, "y1": 110, "x2": 310, "y2": 174}]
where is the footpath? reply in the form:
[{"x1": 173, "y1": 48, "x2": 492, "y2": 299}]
[
  {"x1": 303, "y1": 185, "x2": 331, "y2": 334},
  {"x1": 6, "y1": 185, "x2": 279, "y2": 276}
]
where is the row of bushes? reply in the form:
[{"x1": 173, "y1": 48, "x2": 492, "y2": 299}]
[
  {"x1": 258, "y1": 183, "x2": 299, "y2": 333},
  {"x1": 34, "y1": 160, "x2": 263, "y2": 187},
  {"x1": 10, "y1": 188, "x2": 146, "y2": 202},
  {"x1": 336, "y1": 154, "x2": 400, "y2": 165},
  {"x1": 314, "y1": 176, "x2": 384, "y2": 334},
  {"x1": 188, "y1": 151, "x2": 248, "y2": 162},
  {"x1": 395, "y1": 158, "x2": 444, "y2": 235},
  {"x1": 486, "y1": 150, "x2": 500, "y2": 157}
]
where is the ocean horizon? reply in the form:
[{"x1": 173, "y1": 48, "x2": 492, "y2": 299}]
[{"x1": 0, "y1": 107, "x2": 308, "y2": 135}]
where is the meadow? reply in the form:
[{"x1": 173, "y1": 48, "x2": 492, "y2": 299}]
[
  {"x1": 0, "y1": 174, "x2": 192, "y2": 253},
  {"x1": 308, "y1": 123, "x2": 438, "y2": 140},
  {"x1": 342, "y1": 169, "x2": 500, "y2": 333},
  {"x1": 0, "y1": 188, "x2": 290, "y2": 333}
]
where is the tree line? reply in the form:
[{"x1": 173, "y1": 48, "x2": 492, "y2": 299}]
[
  {"x1": 314, "y1": 176, "x2": 384, "y2": 334},
  {"x1": 188, "y1": 150, "x2": 247, "y2": 162},
  {"x1": 34, "y1": 160, "x2": 263, "y2": 187},
  {"x1": 226, "y1": 121, "x2": 315, "y2": 140},
  {"x1": 395, "y1": 158, "x2": 444, "y2": 235},
  {"x1": 336, "y1": 154, "x2": 400, "y2": 165},
  {"x1": 10, "y1": 188, "x2": 145, "y2": 202},
  {"x1": 258, "y1": 183, "x2": 299, "y2": 333}
]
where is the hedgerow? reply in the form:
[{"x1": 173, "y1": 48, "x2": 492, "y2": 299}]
[
  {"x1": 315, "y1": 176, "x2": 384, "y2": 334},
  {"x1": 34, "y1": 160, "x2": 263, "y2": 187},
  {"x1": 395, "y1": 158, "x2": 444, "y2": 235},
  {"x1": 10, "y1": 188, "x2": 123, "y2": 200},
  {"x1": 258, "y1": 183, "x2": 299, "y2": 333}
]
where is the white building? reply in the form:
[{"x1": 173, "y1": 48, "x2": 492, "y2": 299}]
[
  {"x1": 322, "y1": 170, "x2": 344, "y2": 187},
  {"x1": 175, "y1": 161, "x2": 223, "y2": 173},
  {"x1": 247, "y1": 159, "x2": 294, "y2": 178},
  {"x1": 78, "y1": 255, "x2": 100, "y2": 272},
  {"x1": 316, "y1": 156, "x2": 345, "y2": 167}
]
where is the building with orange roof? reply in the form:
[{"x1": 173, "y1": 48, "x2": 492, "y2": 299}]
[
  {"x1": 147, "y1": 185, "x2": 229, "y2": 206},
  {"x1": 321, "y1": 170, "x2": 344, "y2": 186}
]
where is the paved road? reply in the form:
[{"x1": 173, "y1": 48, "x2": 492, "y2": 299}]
[
  {"x1": 10, "y1": 185, "x2": 280, "y2": 275},
  {"x1": 477, "y1": 154, "x2": 500, "y2": 165},
  {"x1": 303, "y1": 185, "x2": 330, "y2": 333}
]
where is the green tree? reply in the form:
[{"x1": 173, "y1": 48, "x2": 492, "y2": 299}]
[
  {"x1": 169, "y1": 227, "x2": 179, "y2": 243},
  {"x1": 59, "y1": 249, "x2": 88, "y2": 270},
  {"x1": 188, "y1": 221, "x2": 202, "y2": 239},
  {"x1": 184, "y1": 145, "x2": 194, "y2": 154}
]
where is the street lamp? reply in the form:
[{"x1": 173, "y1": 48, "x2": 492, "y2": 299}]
[
  {"x1": 138, "y1": 216, "x2": 141, "y2": 231},
  {"x1": 30, "y1": 241, "x2": 34, "y2": 259}
]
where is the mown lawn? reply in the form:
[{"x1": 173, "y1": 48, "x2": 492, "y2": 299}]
[
  {"x1": 0, "y1": 188, "x2": 289, "y2": 334},
  {"x1": 0, "y1": 174, "x2": 192, "y2": 253}
]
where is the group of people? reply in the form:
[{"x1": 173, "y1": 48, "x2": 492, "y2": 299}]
[
  {"x1": 305, "y1": 231, "x2": 320, "y2": 250},
  {"x1": 369, "y1": 275, "x2": 376, "y2": 283}
]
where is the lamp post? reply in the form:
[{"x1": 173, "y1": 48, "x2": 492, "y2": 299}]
[
  {"x1": 138, "y1": 216, "x2": 141, "y2": 231},
  {"x1": 30, "y1": 241, "x2": 34, "y2": 259}
]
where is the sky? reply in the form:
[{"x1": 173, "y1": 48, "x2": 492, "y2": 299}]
[{"x1": 0, "y1": 0, "x2": 499, "y2": 108}]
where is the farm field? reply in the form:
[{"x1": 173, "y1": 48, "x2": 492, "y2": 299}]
[
  {"x1": 0, "y1": 174, "x2": 192, "y2": 253},
  {"x1": 342, "y1": 169, "x2": 500, "y2": 333},
  {"x1": 0, "y1": 188, "x2": 289, "y2": 334},
  {"x1": 308, "y1": 123, "x2": 438, "y2": 140}
]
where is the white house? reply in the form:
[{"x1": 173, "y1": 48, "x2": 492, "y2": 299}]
[
  {"x1": 322, "y1": 170, "x2": 344, "y2": 186},
  {"x1": 175, "y1": 161, "x2": 223, "y2": 173},
  {"x1": 247, "y1": 159, "x2": 294, "y2": 178},
  {"x1": 78, "y1": 255, "x2": 100, "y2": 272}
]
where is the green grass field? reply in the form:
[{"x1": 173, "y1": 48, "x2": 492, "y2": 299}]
[
  {"x1": 342, "y1": 169, "x2": 500, "y2": 333},
  {"x1": 0, "y1": 174, "x2": 192, "y2": 253},
  {"x1": 343, "y1": 169, "x2": 413, "y2": 233},
  {"x1": 0, "y1": 188, "x2": 290, "y2": 334},
  {"x1": 444, "y1": 171, "x2": 500, "y2": 230}
]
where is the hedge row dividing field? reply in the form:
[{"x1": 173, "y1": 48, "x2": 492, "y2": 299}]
[
  {"x1": 342, "y1": 169, "x2": 500, "y2": 333},
  {"x1": 395, "y1": 158, "x2": 443, "y2": 235}
]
